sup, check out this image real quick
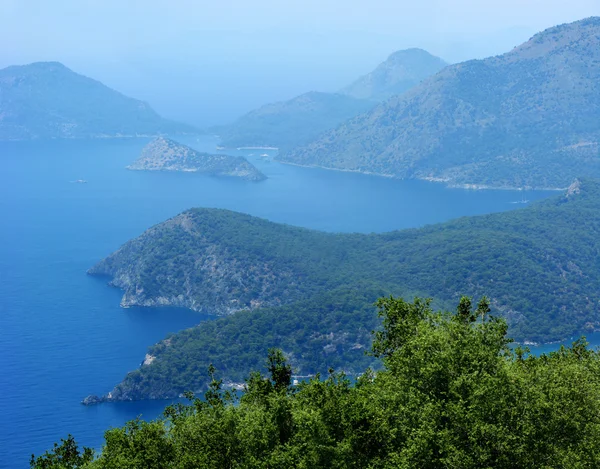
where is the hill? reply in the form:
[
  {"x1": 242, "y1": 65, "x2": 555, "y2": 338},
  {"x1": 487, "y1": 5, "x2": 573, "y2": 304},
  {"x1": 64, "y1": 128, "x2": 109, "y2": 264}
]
[
  {"x1": 211, "y1": 92, "x2": 374, "y2": 150},
  {"x1": 0, "y1": 62, "x2": 197, "y2": 140},
  {"x1": 127, "y1": 137, "x2": 266, "y2": 181},
  {"x1": 340, "y1": 48, "x2": 448, "y2": 101},
  {"x1": 280, "y1": 18, "x2": 600, "y2": 189},
  {"x1": 89, "y1": 178, "x2": 600, "y2": 399}
]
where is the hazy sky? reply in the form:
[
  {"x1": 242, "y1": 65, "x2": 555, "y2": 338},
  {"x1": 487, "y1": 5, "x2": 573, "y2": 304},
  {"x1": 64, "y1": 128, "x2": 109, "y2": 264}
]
[{"x1": 1, "y1": 0, "x2": 599, "y2": 126}]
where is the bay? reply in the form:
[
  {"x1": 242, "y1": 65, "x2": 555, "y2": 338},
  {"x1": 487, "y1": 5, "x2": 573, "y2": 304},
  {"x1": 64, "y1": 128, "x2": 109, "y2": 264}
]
[{"x1": 0, "y1": 135, "x2": 561, "y2": 467}]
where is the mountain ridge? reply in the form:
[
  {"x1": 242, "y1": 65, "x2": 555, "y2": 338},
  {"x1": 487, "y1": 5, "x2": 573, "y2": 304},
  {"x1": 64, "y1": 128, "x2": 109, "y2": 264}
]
[
  {"x1": 0, "y1": 61, "x2": 198, "y2": 140},
  {"x1": 280, "y1": 17, "x2": 600, "y2": 189}
]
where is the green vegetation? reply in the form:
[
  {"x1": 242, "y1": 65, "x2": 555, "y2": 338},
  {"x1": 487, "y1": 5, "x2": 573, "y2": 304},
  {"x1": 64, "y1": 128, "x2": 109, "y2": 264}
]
[
  {"x1": 340, "y1": 48, "x2": 447, "y2": 101},
  {"x1": 211, "y1": 92, "x2": 374, "y2": 151},
  {"x1": 0, "y1": 62, "x2": 197, "y2": 140},
  {"x1": 35, "y1": 297, "x2": 600, "y2": 468},
  {"x1": 87, "y1": 179, "x2": 600, "y2": 400},
  {"x1": 281, "y1": 17, "x2": 600, "y2": 189}
]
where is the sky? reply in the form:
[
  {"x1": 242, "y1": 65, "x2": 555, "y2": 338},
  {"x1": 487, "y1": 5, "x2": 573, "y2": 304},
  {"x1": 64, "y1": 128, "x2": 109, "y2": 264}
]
[{"x1": 1, "y1": 0, "x2": 599, "y2": 126}]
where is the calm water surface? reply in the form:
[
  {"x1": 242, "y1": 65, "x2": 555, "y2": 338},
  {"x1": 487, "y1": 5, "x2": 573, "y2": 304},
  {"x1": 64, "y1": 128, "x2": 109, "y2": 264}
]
[{"x1": 0, "y1": 136, "x2": 570, "y2": 467}]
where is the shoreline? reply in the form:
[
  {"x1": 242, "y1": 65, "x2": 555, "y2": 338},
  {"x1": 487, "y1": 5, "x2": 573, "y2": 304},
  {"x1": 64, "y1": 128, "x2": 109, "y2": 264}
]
[{"x1": 275, "y1": 159, "x2": 566, "y2": 191}]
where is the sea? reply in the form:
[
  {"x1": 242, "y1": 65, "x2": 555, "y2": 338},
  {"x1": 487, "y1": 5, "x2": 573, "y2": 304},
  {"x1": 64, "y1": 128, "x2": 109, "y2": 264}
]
[{"x1": 0, "y1": 135, "x2": 586, "y2": 467}]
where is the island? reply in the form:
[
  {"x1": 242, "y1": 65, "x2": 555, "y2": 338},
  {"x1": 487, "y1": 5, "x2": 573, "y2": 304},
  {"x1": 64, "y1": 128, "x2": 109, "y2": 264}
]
[{"x1": 127, "y1": 137, "x2": 266, "y2": 181}]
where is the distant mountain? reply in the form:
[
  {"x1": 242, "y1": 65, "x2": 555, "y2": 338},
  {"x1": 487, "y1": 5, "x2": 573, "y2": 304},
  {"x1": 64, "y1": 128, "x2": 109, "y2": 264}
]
[
  {"x1": 0, "y1": 62, "x2": 197, "y2": 140},
  {"x1": 340, "y1": 48, "x2": 448, "y2": 101},
  {"x1": 89, "y1": 178, "x2": 600, "y2": 400},
  {"x1": 212, "y1": 91, "x2": 374, "y2": 150},
  {"x1": 128, "y1": 137, "x2": 266, "y2": 181},
  {"x1": 212, "y1": 49, "x2": 445, "y2": 150},
  {"x1": 281, "y1": 18, "x2": 600, "y2": 189}
]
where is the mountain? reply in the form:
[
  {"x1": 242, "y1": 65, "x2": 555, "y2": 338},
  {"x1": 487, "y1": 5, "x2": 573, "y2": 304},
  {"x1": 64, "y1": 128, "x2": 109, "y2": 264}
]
[
  {"x1": 340, "y1": 48, "x2": 448, "y2": 101},
  {"x1": 211, "y1": 92, "x2": 374, "y2": 150},
  {"x1": 127, "y1": 137, "x2": 266, "y2": 181},
  {"x1": 280, "y1": 18, "x2": 600, "y2": 189},
  {"x1": 85, "y1": 178, "x2": 600, "y2": 401},
  {"x1": 212, "y1": 49, "x2": 445, "y2": 150},
  {"x1": 0, "y1": 62, "x2": 198, "y2": 140}
]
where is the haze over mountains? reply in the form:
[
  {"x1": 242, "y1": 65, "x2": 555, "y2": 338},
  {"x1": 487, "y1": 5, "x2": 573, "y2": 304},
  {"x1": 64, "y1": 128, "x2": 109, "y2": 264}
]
[
  {"x1": 281, "y1": 17, "x2": 600, "y2": 189},
  {"x1": 341, "y1": 48, "x2": 448, "y2": 101},
  {"x1": 212, "y1": 92, "x2": 374, "y2": 150},
  {"x1": 0, "y1": 62, "x2": 196, "y2": 140},
  {"x1": 213, "y1": 49, "x2": 446, "y2": 150}
]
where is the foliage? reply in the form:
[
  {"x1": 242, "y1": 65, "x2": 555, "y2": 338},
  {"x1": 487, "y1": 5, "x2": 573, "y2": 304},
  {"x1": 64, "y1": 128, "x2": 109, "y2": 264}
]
[
  {"x1": 30, "y1": 435, "x2": 94, "y2": 469},
  {"x1": 34, "y1": 297, "x2": 600, "y2": 468}
]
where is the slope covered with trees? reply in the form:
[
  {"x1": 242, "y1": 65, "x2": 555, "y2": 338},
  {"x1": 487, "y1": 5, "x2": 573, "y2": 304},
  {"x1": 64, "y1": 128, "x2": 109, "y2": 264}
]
[
  {"x1": 83, "y1": 179, "x2": 600, "y2": 401},
  {"x1": 90, "y1": 179, "x2": 600, "y2": 346},
  {"x1": 35, "y1": 297, "x2": 600, "y2": 468},
  {"x1": 281, "y1": 17, "x2": 600, "y2": 189}
]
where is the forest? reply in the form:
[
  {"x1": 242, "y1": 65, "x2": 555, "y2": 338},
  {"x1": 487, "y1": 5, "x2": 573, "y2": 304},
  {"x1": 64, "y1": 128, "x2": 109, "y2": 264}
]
[{"x1": 33, "y1": 296, "x2": 600, "y2": 468}]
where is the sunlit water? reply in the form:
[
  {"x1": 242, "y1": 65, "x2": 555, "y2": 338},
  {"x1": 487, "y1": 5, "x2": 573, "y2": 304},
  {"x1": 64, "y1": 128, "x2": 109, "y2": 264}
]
[{"x1": 0, "y1": 136, "x2": 574, "y2": 467}]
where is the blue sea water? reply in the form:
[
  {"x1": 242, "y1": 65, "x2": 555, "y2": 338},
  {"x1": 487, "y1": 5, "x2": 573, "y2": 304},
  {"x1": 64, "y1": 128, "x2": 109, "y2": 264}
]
[{"x1": 0, "y1": 135, "x2": 573, "y2": 467}]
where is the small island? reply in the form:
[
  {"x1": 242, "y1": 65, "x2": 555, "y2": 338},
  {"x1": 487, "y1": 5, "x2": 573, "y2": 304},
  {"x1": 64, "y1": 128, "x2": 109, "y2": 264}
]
[{"x1": 127, "y1": 137, "x2": 266, "y2": 182}]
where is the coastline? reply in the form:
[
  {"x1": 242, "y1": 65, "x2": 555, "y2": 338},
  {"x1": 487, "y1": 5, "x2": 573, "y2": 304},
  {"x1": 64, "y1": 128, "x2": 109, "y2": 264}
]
[{"x1": 275, "y1": 159, "x2": 567, "y2": 191}]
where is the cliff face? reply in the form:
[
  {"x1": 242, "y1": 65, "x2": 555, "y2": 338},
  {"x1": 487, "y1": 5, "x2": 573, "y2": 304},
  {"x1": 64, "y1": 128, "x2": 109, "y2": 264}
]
[
  {"x1": 128, "y1": 137, "x2": 266, "y2": 181},
  {"x1": 87, "y1": 209, "x2": 313, "y2": 315}
]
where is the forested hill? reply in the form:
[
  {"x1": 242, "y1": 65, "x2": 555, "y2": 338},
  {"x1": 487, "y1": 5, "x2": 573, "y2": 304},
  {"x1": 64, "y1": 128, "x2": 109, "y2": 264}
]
[
  {"x1": 86, "y1": 178, "x2": 600, "y2": 401},
  {"x1": 92, "y1": 179, "x2": 600, "y2": 346},
  {"x1": 280, "y1": 17, "x2": 600, "y2": 189},
  {"x1": 0, "y1": 62, "x2": 197, "y2": 140}
]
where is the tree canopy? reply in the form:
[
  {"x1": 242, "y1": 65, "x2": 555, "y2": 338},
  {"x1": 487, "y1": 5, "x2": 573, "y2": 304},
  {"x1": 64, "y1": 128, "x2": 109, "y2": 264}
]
[{"x1": 33, "y1": 296, "x2": 600, "y2": 468}]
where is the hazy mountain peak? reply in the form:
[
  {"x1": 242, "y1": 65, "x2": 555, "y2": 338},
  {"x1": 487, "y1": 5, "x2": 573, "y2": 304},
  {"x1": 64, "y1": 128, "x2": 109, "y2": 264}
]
[
  {"x1": 341, "y1": 48, "x2": 448, "y2": 101},
  {"x1": 0, "y1": 62, "x2": 198, "y2": 140},
  {"x1": 282, "y1": 17, "x2": 600, "y2": 190}
]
